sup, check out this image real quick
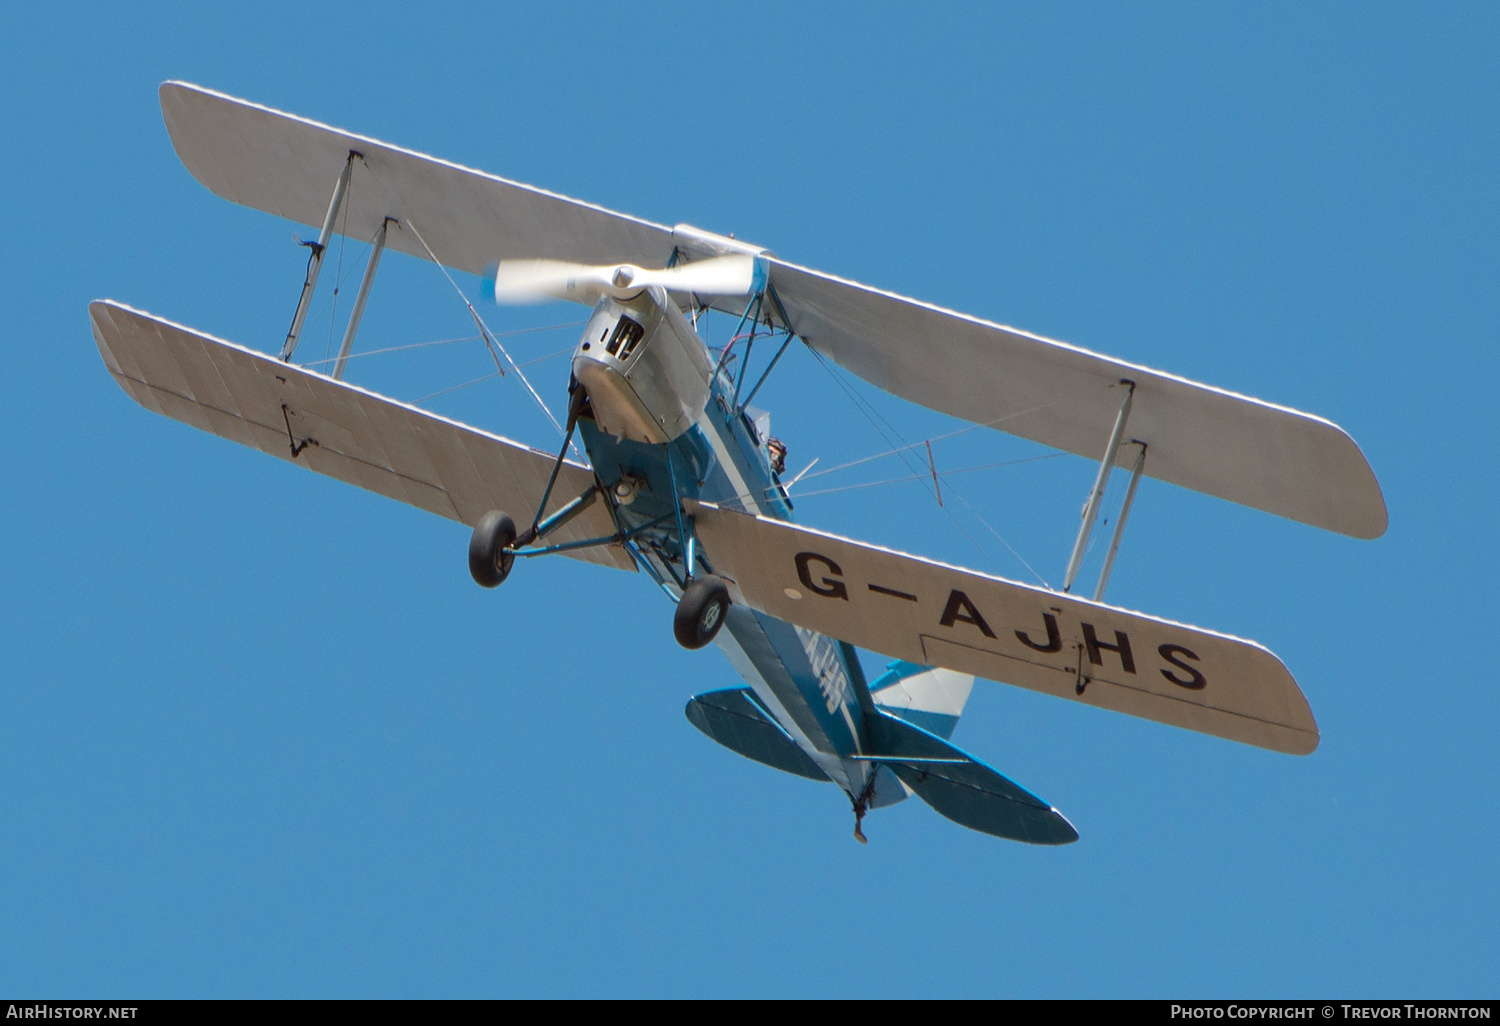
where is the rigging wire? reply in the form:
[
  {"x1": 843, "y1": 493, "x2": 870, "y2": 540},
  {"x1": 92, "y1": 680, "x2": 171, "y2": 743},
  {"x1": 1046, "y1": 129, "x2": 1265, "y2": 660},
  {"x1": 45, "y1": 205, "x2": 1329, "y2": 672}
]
[
  {"x1": 779, "y1": 452, "x2": 1065, "y2": 501},
  {"x1": 399, "y1": 217, "x2": 579, "y2": 458},
  {"x1": 301, "y1": 329, "x2": 582, "y2": 370},
  {"x1": 808, "y1": 349, "x2": 1006, "y2": 576},
  {"x1": 324, "y1": 164, "x2": 354, "y2": 369},
  {"x1": 952, "y1": 490, "x2": 1053, "y2": 590},
  {"x1": 704, "y1": 451, "x2": 1066, "y2": 513},
  {"x1": 795, "y1": 395, "x2": 1072, "y2": 485},
  {"x1": 414, "y1": 371, "x2": 505, "y2": 405},
  {"x1": 302, "y1": 333, "x2": 480, "y2": 369},
  {"x1": 411, "y1": 345, "x2": 581, "y2": 405},
  {"x1": 808, "y1": 350, "x2": 1058, "y2": 587},
  {"x1": 1077, "y1": 452, "x2": 1136, "y2": 573}
]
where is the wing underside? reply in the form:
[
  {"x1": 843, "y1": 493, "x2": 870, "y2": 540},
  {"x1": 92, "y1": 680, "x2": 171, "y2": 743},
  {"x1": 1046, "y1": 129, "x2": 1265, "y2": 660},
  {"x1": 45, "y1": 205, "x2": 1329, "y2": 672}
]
[
  {"x1": 159, "y1": 81, "x2": 675, "y2": 281},
  {"x1": 690, "y1": 501, "x2": 1318, "y2": 755},
  {"x1": 91, "y1": 300, "x2": 633, "y2": 572},
  {"x1": 764, "y1": 262, "x2": 1387, "y2": 539},
  {"x1": 159, "y1": 80, "x2": 1386, "y2": 539}
]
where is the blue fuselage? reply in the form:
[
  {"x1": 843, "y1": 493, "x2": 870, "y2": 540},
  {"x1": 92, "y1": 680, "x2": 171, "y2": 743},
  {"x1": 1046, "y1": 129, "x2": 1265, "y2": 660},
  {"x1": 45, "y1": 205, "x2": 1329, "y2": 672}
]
[{"x1": 577, "y1": 371, "x2": 881, "y2": 797}]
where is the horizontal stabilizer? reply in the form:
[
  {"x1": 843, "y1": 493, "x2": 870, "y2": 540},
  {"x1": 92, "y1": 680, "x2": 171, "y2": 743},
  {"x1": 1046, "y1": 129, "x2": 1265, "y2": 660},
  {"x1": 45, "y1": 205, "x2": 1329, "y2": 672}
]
[
  {"x1": 690, "y1": 502, "x2": 1319, "y2": 755},
  {"x1": 867, "y1": 710, "x2": 1077, "y2": 845},
  {"x1": 685, "y1": 688, "x2": 829, "y2": 782},
  {"x1": 90, "y1": 301, "x2": 633, "y2": 571}
]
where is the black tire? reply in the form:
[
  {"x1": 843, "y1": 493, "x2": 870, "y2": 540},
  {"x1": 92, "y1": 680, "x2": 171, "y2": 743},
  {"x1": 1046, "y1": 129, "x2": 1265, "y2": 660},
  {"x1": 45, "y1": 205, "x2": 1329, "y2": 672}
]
[
  {"x1": 469, "y1": 511, "x2": 517, "y2": 588},
  {"x1": 674, "y1": 575, "x2": 730, "y2": 650}
]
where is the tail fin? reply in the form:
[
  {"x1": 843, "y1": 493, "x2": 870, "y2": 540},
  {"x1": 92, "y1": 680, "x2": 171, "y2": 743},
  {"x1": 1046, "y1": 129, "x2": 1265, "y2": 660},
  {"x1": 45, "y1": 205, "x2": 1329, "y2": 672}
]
[{"x1": 869, "y1": 661, "x2": 974, "y2": 740}]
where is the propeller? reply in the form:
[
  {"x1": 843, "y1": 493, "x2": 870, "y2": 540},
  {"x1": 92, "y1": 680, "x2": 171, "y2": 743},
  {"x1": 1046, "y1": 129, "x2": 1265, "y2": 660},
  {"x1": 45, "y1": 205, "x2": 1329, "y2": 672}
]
[{"x1": 483, "y1": 254, "x2": 764, "y2": 305}]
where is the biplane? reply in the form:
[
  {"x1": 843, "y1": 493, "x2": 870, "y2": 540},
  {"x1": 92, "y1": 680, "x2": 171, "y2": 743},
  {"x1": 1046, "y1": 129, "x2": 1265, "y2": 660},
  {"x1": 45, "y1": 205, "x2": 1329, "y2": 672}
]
[{"x1": 90, "y1": 83, "x2": 1387, "y2": 845}]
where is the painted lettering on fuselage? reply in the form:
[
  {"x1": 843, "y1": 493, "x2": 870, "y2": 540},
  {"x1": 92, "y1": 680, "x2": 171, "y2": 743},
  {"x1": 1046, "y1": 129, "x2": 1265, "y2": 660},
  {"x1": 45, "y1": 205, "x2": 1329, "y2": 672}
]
[{"x1": 795, "y1": 624, "x2": 856, "y2": 716}]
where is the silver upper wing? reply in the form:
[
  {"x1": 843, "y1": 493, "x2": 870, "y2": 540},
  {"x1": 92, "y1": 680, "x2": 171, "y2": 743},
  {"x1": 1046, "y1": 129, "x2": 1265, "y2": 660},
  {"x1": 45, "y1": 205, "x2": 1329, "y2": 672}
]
[
  {"x1": 764, "y1": 263, "x2": 1387, "y2": 540},
  {"x1": 91, "y1": 301, "x2": 634, "y2": 572},
  {"x1": 159, "y1": 80, "x2": 1387, "y2": 540},
  {"x1": 159, "y1": 81, "x2": 674, "y2": 275}
]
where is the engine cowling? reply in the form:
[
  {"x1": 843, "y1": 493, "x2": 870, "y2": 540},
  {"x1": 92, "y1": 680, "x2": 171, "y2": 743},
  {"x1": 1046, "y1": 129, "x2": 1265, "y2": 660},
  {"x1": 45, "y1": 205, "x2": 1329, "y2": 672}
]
[{"x1": 571, "y1": 288, "x2": 714, "y2": 444}]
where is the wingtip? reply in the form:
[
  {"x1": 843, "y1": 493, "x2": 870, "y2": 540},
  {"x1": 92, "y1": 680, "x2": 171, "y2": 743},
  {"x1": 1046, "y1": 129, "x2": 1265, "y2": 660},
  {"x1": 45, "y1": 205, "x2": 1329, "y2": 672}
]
[
  {"x1": 158, "y1": 80, "x2": 195, "y2": 111},
  {"x1": 88, "y1": 298, "x2": 120, "y2": 334},
  {"x1": 1045, "y1": 808, "x2": 1081, "y2": 845},
  {"x1": 1323, "y1": 419, "x2": 1389, "y2": 540},
  {"x1": 1348, "y1": 470, "x2": 1389, "y2": 540}
]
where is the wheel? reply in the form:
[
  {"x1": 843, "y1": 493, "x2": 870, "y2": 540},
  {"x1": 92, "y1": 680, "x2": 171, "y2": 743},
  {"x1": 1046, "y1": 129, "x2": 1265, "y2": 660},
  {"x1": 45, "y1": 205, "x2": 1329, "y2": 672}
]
[
  {"x1": 674, "y1": 575, "x2": 730, "y2": 650},
  {"x1": 468, "y1": 511, "x2": 517, "y2": 588}
]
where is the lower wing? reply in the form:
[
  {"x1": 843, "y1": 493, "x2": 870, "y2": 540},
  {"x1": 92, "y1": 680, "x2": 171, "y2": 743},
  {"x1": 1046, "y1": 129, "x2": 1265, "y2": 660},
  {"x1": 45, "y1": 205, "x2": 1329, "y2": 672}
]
[
  {"x1": 90, "y1": 300, "x2": 632, "y2": 572},
  {"x1": 690, "y1": 502, "x2": 1316, "y2": 755}
]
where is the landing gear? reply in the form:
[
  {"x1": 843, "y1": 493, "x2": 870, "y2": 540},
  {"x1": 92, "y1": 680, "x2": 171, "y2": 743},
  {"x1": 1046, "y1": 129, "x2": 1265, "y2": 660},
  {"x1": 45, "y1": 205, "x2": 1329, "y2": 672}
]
[
  {"x1": 673, "y1": 575, "x2": 730, "y2": 650},
  {"x1": 469, "y1": 511, "x2": 516, "y2": 588}
]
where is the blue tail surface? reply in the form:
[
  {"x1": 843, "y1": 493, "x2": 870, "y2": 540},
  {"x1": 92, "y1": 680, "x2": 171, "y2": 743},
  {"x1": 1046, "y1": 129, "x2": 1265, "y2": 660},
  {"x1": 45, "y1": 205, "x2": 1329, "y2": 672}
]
[
  {"x1": 868, "y1": 710, "x2": 1078, "y2": 845},
  {"x1": 687, "y1": 682, "x2": 1077, "y2": 844},
  {"x1": 685, "y1": 688, "x2": 829, "y2": 781}
]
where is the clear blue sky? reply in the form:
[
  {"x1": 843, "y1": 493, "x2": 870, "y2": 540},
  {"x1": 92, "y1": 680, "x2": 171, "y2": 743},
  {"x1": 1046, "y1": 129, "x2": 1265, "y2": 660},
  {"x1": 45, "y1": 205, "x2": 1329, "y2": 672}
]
[{"x1": 1, "y1": 1, "x2": 1495, "y2": 998}]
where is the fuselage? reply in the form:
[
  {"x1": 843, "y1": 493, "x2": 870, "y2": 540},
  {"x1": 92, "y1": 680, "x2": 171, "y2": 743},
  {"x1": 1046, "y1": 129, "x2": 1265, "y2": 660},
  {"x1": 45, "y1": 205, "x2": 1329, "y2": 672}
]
[{"x1": 570, "y1": 288, "x2": 901, "y2": 804}]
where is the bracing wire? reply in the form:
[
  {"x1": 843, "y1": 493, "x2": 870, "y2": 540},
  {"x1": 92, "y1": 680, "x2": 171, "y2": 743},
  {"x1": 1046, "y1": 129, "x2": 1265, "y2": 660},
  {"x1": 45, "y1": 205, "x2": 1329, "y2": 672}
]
[
  {"x1": 808, "y1": 349, "x2": 1064, "y2": 587},
  {"x1": 795, "y1": 395, "x2": 1073, "y2": 486},
  {"x1": 412, "y1": 345, "x2": 581, "y2": 404},
  {"x1": 324, "y1": 164, "x2": 354, "y2": 369},
  {"x1": 808, "y1": 349, "x2": 1007, "y2": 575},
  {"x1": 413, "y1": 371, "x2": 504, "y2": 405},
  {"x1": 714, "y1": 451, "x2": 1065, "y2": 509},
  {"x1": 301, "y1": 329, "x2": 582, "y2": 371},
  {"x1": 782, "y1": 452, "x2": 1066, "y2": 501},
  {"x1": 303, "y1": 334, "x2": 479, "y2": 369},
  {"x1": 399, "y1": 217, "x2": 579, "y2": 457},
  {"x1": 1078, "y1": 453, "x2": 1136, "y2": 572},
  {"x1": 952, "y1": 491, "x2": 1053, "y2": 590}
]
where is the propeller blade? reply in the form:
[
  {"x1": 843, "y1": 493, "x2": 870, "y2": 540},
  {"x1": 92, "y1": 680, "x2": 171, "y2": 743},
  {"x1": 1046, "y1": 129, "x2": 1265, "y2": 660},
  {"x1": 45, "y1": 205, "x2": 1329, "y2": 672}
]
[
  {"x1": 639, "y1": 255, "x2": 762, "y2": 296},
  {"x1": 488, "y1": 255, "x2": 763, "y2": 305},
  {"x1": 490, "y1": 260, "x2": 613, "y2": 304}
]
